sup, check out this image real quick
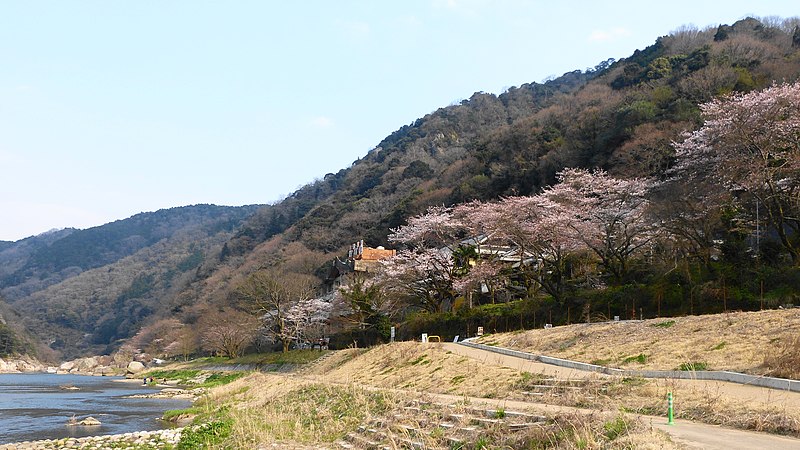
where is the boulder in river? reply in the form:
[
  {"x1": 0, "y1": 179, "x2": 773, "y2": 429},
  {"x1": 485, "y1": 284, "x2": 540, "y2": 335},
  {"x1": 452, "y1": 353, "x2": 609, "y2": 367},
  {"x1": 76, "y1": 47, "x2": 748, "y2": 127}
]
[{"x1": 67, "y1": 416, "x2": 102, "y2": 426}]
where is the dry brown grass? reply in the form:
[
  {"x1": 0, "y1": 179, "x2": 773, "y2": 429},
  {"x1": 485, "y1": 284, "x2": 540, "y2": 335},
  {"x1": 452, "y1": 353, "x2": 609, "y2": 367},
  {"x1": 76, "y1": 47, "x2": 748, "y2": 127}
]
[
  {"x1": 481, "y1": 309, "x2": 800, "y2": 374},
  {"x1": 295, "y1": 338, "x2": 800, "y2": 438},
  {"x1": 206, "y1": 372, "x2": 398, "y2": 447},
  {"x1": 587, "y1": 376, "x2": 800, "y2": 437},
  {"x1": 763, "y1": 335, "x2": 800, "y2": 379},
  {"x1": 317, "y1": 341, "x2": 521, "y2": 398},
  {"x1": 207, "y1": 372, "x2": 677, "y2": 449},
  {"x1": 189, "y1": 311, "x2": 800, "y2": 447}
]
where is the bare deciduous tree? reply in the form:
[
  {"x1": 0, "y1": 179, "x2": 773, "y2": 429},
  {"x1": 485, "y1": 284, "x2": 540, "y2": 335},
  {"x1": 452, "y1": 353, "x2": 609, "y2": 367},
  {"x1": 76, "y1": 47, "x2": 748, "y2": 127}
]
[
  {"x1": 236, "y1": 270, "x2": 318, "y2": 352},
  {"x1": 199, "y1": 308, "x2": 258, "y2": 358}
]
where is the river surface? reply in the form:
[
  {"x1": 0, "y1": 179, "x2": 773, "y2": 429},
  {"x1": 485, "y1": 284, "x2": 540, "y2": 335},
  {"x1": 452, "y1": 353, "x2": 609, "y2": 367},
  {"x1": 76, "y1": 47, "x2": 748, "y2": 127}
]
[{"x1": 0, "y1": 373, "x2": 191, "y2": 444}]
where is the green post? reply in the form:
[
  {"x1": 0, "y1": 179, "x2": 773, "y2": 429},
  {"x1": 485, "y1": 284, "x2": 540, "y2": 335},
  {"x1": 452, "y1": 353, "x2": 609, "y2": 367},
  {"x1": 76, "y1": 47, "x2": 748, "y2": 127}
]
[{"x1": 667, "y1": 392, "x2": 674, "y2": 425}]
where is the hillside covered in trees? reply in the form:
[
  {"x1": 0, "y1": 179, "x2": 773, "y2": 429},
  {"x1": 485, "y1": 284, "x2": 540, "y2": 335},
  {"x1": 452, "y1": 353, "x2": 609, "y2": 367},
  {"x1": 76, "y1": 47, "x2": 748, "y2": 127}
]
[
  {"x1": 3, "y1": 16, "x2": 800, "y2": 361},
  {"x1": 0, "y1": 204, "x2": 261, "y2": 359}
]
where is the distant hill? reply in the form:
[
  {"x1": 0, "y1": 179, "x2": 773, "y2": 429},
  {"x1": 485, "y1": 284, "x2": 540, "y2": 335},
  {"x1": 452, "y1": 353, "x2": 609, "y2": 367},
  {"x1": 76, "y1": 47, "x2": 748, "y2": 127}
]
[{"x1": 0, "y1": 204, "x2": 261, "y2": 359}]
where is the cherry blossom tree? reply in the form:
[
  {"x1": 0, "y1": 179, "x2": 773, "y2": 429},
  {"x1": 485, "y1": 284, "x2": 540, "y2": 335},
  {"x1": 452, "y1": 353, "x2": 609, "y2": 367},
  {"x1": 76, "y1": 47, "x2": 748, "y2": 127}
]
[
  {"x1": 284, "y1": 297, "x2": 332, "y2": 346},
  {"x1": 378, "y1": 247, "x2": 457, "y2": 313},
  {"x1": 516, "y1": 195, "x2": 591, "y2": 301},
  {"x1": 162, "y1": 326, "x2": 199, "y2": 361},
  {"x1": 129, "y1": 318, "x2": 184, "y2": 357},
  {"x1": 388, "y1": 205, "x2": 466, "y2": 249},
  {"x1": 452, "y1": 258, "x2": 504, "y2": 306},
  {"x1": 458, "y1": 198, "x2": 578, "y2": 305},
  {"x1": 457, "y1": 195, "x2": 587, "y2": 302},
  {"x1": 544, "y1": 168, "x2": 655, "y2": 283},
  {"x1": 387, "y1": 174, "x2": 651, "y2": 306},
  {"x1": 384, "y1": 205, "x2": 470, "y2": 312},
  {"x1": 673, "y1": 82, "x2": 800, "y2": 263}
]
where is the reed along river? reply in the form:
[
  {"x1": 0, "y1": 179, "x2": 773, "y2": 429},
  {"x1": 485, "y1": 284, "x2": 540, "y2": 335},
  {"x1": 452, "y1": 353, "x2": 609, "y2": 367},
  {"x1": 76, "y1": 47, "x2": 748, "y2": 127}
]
[{"x1": 0, "y1": 373, "x2": 190, "y2": 444}]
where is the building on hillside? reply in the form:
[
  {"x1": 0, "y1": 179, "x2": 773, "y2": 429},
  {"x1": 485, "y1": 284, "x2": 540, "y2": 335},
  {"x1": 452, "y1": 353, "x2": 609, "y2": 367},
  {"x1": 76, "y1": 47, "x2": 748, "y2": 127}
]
[
  {"x1": 445, "y1": 235, "x2": 537, "y2": 267},
  {"x1": 442, "y1": 235, "x2": 540, "y2": 303},
  {"x1": 350, "y1": 239, "x2": 396, "y2": 273},
  {"x1": 324, "y1": 240, "x2": 396, "y2": 293}
]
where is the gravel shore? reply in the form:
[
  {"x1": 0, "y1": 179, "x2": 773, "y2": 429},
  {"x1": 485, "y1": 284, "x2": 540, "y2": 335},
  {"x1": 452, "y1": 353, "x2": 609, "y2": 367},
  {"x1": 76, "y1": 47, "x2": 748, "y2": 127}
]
[{"x1": 0, "y1": 427, "x2": 183, "y2": 450}]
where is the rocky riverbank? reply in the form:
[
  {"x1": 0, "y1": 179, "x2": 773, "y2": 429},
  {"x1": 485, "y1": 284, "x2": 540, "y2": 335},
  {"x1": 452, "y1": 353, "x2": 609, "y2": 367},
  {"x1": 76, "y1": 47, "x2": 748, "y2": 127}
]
[
  {"x1": 0, "y1": 428, "x2": 183, "y2": 450},
  {"x1": 0, "y1": 360, "x2": 198, "y2": 449},
  {"x1": 0, "y1": 354, "x2": 157, "y2": 377},
  {"x1": 0, "y1": 356, "x2": 46, "y2": 373},
  {"x1": 54, "y1": 356, "x2": 129, "y2": 377},
  {"x1": 124, "y1": 386, "x2": 204, "y2": 400}
]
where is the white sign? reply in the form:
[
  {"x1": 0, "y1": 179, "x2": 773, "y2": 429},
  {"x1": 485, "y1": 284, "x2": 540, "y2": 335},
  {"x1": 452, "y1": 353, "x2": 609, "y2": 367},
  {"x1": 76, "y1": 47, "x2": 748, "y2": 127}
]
[
  {"x1": 421, "y1": 333, "x2": 428, "y2": 343},
  {"x1": 477, "y1": 326, "x2": 484, "y2": 336}
]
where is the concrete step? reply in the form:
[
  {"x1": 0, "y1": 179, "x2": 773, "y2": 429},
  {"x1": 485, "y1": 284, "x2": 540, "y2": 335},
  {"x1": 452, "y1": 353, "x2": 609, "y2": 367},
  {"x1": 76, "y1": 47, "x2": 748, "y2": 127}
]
[
  {"x1": 347, "y1": 400, "x2": 551, "y2": 449},
  {"x1": 345, "y1": 431, "x2": 385, "y2": 449},
  {"x1": 509, "y1": 422, "x2": 545, "y2": 431}
]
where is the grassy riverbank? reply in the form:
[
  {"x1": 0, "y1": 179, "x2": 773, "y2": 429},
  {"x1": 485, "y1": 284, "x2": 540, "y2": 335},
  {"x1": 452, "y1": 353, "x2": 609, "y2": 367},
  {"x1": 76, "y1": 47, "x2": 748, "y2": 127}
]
[
  {"x1": 475, "y1": 309, "x2": 800, "y2": 378},
  {"x1": 167, "y1": 310, "x2": 799, "y2": 448},
  {"x1": 9, "y1": 309, "x2": 799, "y2": 448}
]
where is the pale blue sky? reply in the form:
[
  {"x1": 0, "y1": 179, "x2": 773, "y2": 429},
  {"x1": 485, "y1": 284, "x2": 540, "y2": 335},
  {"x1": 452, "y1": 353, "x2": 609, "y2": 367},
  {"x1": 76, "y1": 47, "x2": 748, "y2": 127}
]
[{"x1": 1, "y1": 1, "x2": 796, "y2": 241}]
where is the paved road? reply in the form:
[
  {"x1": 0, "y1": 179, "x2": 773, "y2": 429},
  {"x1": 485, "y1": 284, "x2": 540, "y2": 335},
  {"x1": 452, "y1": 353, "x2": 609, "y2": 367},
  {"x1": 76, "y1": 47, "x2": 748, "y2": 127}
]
[
  {"x1": 440, "y1": 342, "x2": 800, "y2": 449},
  {"x1": 441, "y1": 343, "x2": 800, "y2": 408}
]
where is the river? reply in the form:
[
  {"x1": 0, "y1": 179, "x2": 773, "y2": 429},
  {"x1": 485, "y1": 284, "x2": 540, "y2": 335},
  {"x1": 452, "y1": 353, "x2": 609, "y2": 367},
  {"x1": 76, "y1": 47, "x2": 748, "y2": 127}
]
[{"x1": 0, "y1": 373, "x2": 190, "y2": 444}]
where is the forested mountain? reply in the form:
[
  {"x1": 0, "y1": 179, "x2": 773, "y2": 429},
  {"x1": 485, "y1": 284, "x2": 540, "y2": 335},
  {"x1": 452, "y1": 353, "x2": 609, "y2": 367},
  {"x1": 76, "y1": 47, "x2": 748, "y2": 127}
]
[
  {"x1": 0, "y1": 204, "x2": 261, "y2": 359},
  {"x1": 143, "y1": 16, "x2": 800, "y2": 352},
  {"x1": 0, "y1": 301, "x2": 36, "y2": 358},
  {"x1": 4, "y1": 17, "x2": 800, "y2": 360},
  {"x1": 219, "y1": 18, "x2": 800, "y2": 257}
]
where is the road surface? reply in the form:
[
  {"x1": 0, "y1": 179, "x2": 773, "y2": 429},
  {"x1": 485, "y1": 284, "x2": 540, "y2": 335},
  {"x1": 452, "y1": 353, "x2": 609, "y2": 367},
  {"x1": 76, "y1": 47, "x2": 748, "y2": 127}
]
[{"x1": 440, "y1": 342, "x2": 800, "y2": 449}]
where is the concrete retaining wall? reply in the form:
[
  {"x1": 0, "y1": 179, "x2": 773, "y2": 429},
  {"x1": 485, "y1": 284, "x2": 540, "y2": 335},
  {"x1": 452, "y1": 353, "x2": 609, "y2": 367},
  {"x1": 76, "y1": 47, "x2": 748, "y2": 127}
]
[{"x1": 458, "y1": 341, "x2": 800, "y2": 393}]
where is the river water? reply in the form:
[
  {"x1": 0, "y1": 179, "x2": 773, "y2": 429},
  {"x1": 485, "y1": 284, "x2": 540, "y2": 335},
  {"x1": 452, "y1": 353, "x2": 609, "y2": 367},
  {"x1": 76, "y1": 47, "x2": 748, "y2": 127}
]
[{"x1": 0, "y1": 373, "x2": 191, "y2": 444}]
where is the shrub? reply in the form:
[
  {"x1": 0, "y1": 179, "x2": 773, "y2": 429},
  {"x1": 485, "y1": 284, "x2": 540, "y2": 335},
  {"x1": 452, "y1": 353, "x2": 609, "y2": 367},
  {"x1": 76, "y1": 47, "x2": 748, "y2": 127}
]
[
  {"x1": 677, "y1": 361, "x2": 708, "y2": 371},
  {"x1": 177, "y1": 420, "x2": 232, "y2": 449},
  {"x1": 603, "y1": 415, "x2": 629, "y2": 440},
  {"x1": 622, "y1": 353, "x2": 648, "y2": 364}
]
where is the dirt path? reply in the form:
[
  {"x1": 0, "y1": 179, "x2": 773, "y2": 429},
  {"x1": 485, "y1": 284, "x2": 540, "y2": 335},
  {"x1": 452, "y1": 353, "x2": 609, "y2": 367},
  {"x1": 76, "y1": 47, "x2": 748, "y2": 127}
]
[{"x1": 439, "y1": 342, "x2": 800, "y2": 449}]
